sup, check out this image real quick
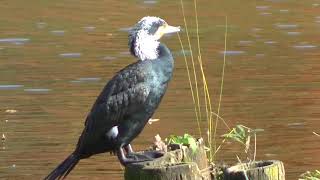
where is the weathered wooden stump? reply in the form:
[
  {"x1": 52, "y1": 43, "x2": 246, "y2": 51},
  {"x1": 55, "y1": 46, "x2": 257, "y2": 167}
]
[
  {"x1": 223, "y1": 160, "x2": 285, "y2": 180},
  {"x1": 124, "y1": 139, "x2": 210, "y2": 180}
]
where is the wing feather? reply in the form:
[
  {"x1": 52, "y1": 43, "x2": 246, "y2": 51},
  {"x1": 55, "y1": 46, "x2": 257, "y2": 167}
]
[{"x1": 83, "y1": 62, "x2": 151, "y2": 132}]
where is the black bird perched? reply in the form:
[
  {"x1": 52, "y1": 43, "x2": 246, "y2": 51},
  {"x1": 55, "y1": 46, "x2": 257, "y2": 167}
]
[{"x1": 45, "y1": 16, "x2": 180, "y2": 179}]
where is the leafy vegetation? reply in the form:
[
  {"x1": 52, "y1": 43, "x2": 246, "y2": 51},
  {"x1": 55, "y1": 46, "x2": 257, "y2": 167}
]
[
  {"x1": 300, "y1": 170, "x2": 320, "y2": 180},
  {"x1": 166, "y1": 134, "x2": 198, "y2": 153},
  {"x1": 222, "y1": 125, "x2": 252, "y2": 151},
  {"x1": 222, "y1": 125, "x2": 258, "y2": 161}
]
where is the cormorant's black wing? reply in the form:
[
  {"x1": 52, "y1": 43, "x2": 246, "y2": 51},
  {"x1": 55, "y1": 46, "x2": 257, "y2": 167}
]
[{"x1": 84, "y1": 62, "x2": 151, "y2": 132}]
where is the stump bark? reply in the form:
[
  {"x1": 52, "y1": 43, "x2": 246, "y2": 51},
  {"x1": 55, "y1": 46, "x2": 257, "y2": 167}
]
[
  {"x1": 124, "y1": 139, "x2": 210, "y2": 180},
  {"x1": 223, "y1": 160, "x2": 285, "y2": 180}
]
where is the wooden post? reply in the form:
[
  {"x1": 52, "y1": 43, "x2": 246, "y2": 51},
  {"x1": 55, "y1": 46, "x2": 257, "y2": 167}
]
[
  {"x1": 223, "y1": 160, "x2": 285, "y2": 180},
  {"x1": 124, "y1": 139, "x2": 210, "y2": 180}
]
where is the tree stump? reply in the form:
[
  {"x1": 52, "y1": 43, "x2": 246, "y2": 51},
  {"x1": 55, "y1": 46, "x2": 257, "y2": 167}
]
[
  {"x1": 124, "y1": 139, "x2": 210, "y2": 180},
  {"x1": 223, "y1": 160, "x2": 285, "y2": 180}
]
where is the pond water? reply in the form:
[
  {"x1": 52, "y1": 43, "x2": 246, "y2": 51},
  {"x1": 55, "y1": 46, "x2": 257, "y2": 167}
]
[{"x1": 1, "y1": 0, "x2": 320, "y2": 179}]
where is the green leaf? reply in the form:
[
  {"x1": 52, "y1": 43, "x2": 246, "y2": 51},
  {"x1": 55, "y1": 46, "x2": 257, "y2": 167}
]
[
  {"x1": 222, "y1": 125, "x2": 252, "y2": 146},
  {"x1": 166, "y1": 134, "x2": 198, "y2": 153}
]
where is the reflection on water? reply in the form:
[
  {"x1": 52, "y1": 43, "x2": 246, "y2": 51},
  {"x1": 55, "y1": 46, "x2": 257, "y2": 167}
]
[{"x1": 1, "y1": 0, "x2": 320, "y2": 179}]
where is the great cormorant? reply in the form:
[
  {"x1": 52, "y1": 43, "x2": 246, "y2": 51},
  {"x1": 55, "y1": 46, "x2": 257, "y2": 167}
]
[{"x1": 45, "y1": 16, "x2": 180, "y2": 179}]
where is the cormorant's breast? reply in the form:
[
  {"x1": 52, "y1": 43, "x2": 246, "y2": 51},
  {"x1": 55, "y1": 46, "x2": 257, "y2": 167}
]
[
  {"x1": 142, "y1": 43, "x2": 174, "y2": 113},
  {"x1": 152, "y1": 43, "x2": 174, "y2": 83}
]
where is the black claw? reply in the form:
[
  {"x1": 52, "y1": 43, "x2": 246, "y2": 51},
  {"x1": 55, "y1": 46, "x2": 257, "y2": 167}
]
[{"x1": 125, "y1": 144, "x2": 134, "y2": 154}]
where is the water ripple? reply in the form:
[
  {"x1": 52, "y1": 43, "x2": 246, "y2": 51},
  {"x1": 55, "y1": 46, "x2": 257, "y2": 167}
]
[
  {"x1": 70, "y1": 77, "x2": 101, "y2": 83},
  {"x1": 0, "y1": 85, "x2": 24, "y2": 90},
  {"x1": 260, "y1": 12, "x2": 272, "y2": 16},
  {"x1": 173, "y1": 50, "x2": 192, "y2": 56},
  {"x1": 220, "y1": 50, "x2": 245, "y2": 56},
  {"x1": 36, "y1": 22, "x2": 47, "y2": 29},
  {"x1": 288, "y1": 122, "x2": 305, "y2": 127},
  {"x1": 286, "y1": 32, "x2": 301, "y2": 36},
  {"x1": 51, "y1": 30, "x2": 65, "y2": 36},
  {"x1": 256, "y1": 6, "x2": 270, "y2": 10},
  {"x1": 83, "y1": 26, "x2": 96, "y2": 32},
  {"x1": 119, "y1": 27, "x2": 132, "y2": 32},
  {"x1": 279, "y1": 9, "x2": 289, "y2": 13},
  {"x1": 119, "y1": 51, "x2": 130, "y2": 57},
  {"x1": 143, "y1": 0, "x2": 158, "y2": 4},
  {"x1": 24, "y1": 88, "x2": 52, "y2": 93},
  {"x1": 102, "y1": 56, "x2": 117, "y2": 60},
  {"x1": 239, "y1": 40, "x2": 254, "y2": 46},
  {"x1": 274, "y1": 23, "x2": 298, "y2": 29},
  {"x1": 293, "y1": 44, "x2": 317, "y2": 49},
  {"x1": 264, "y1": 41, "x2": 277, "y2": 45},
  {"x1": 0, "y1": 38, "x2": 30, "y2": 44},
  {"x1": 59, "y1": 53, "x2": 82, "y2": 58}
]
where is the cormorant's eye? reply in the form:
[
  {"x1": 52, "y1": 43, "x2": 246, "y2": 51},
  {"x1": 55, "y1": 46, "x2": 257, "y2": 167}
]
[{"x1": 148, "y1": 21, "x2": 165, "y2": 35}]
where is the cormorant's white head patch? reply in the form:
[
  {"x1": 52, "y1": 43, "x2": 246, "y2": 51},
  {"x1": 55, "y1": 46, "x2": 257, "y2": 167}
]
[
  {"x1": 129, "y1": 16, "x2": 164, "y2": 61},
  {"x1": 128, "y1": 16, "x2": 180, "y2": 61}
]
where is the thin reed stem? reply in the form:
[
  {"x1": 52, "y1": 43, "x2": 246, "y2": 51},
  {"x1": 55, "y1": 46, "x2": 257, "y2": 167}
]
[
  {"x1": 254, "y1": 133, "x2": 256, "y2": 161},
  {"x1": 213, "y1": 16, "x2": 228, "y2": 161},
  {"x1": 193, "y1": 0, "x2": 209, "y2": 121},
  {"x1": 192, "y1": 0, "x2": 215, "y2": 161},
  {"x1": 177, "y1": 33, "x2": 202, "y2": 137},
  {"x1": 211, "y1": 111, "x2": 230, "y2": 130},
  {"x1": 180, "y1": 0, "x2": 202, "y2": 125}
]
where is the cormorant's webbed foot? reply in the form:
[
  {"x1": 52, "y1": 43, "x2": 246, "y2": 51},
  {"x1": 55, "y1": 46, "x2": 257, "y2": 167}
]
[
  {"x1": 138, "y1": 150, "x2": 164, "y2": 159},
  {"x1": 117, "y1": 147, "x2": 164, "y2": 166}
]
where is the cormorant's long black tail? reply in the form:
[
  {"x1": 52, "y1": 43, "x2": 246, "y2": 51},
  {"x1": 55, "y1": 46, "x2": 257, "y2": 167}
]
[{"x1": 45, "y1": 152, "x2": 80, "y2": 180}]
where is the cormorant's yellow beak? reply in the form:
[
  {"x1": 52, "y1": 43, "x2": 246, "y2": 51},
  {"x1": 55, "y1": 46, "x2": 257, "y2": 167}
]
[
  {"x1": 156, "y1": 24, "x2": 180, "y2": 39},
  {"x1": 163, "y1": 24, "x2": 180, "y2": 34}
]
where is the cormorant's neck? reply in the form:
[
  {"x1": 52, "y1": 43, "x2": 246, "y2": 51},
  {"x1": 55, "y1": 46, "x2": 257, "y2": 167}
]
[
  {"x1": 157, "y1": 43, "x2": 173, "y2": 61},
  {"x1": 130, "y1": 31, "x2": 160, "y2": 61}
]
